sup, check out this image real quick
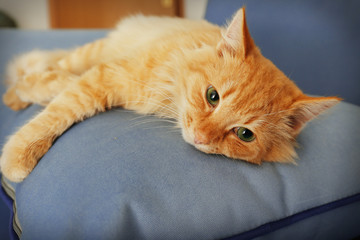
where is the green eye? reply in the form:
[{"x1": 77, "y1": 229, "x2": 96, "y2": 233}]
[
  {"x1": 236, "y1": 127, "x2": 255, "y2": 142},
  {"x1": 206, "y1": 86, "x2": 219, "y2": 106}
]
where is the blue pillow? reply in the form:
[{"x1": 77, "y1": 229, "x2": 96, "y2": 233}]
[
  {"x1": 1, "y1": 101, "x2": 360, "y2": 239},
  {"x1": 1, "y1": 30, "x2": 360, "y2": 240}
]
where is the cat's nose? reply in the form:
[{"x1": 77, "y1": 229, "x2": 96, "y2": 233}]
[{"x1": 194, "y1": 130, "x2": 210, "y2": 145}]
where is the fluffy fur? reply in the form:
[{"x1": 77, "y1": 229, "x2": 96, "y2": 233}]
[{"x1": 1, "y1": 8, "x2": 340, "y2": 182}]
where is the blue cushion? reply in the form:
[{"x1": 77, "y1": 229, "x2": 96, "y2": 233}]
[
  {"x1": 206, "y1": 0, "x2": 360, "y2": 106},
  {"x1": 1, "y1": 29, "x2": 360, "y2": 240}
]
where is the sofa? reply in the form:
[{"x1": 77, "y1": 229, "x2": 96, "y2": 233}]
[{"x1": 1, "y1": 0, "x2": 359, "y2": 239}]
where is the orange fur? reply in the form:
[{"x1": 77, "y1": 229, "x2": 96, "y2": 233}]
[{"x1": 1, "y1": 8, "x2": 340, "y2": 182}]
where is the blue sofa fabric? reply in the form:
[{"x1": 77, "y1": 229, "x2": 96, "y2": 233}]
[
  {"x1": 1, "y1": 1, "x2": 360, "y2": 239},
  {"x1": 1, "y1": 29, "x2": 360, "y2": 240}
]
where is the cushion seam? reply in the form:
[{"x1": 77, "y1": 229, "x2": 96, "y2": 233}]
[{"x1": 222, "y1": 192, "x2": 360, "y2": 240}]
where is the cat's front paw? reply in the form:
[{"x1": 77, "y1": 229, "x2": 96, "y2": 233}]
[
  {"x1": 0, "y1": 151, "x2": 34, "y2": 183},
  {"x1": 0, "y1": 134, "x2": 50, "y2": 182},
  {"x1": 0, "y1": 155, "x2": 32, "y2": 182}
]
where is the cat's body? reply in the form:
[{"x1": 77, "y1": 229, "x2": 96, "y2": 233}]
[{"x1": 1, "y1": 8, "x2": 340, "y2": 182}]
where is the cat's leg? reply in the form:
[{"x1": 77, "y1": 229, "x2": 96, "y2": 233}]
[
  {"x1": 2, "y1": 86, "x2": 31, "y2": 110},
  {"x1": 9, "y1": 70, "x2": 78, "y2": 107},
  {"x1": 3, "y1": 39, "x2": 110, "y2": 110},
  {"x1": 3, "y1": 50, "x2": 69, "y2": 110},
  {"x1": 0, "y1": 64, "x2": 122, "y2": 182}
]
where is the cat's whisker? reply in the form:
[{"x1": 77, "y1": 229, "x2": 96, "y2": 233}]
[
  {"x1": 138, "y1": 125, "x2": 177, "y2": 131},
  {"x1": 128, "y1": 119, "x2": 157, "y2": 128},
  {"x1": 126, "y1": 114, "x2": 156, "y2": 122},
  {"x1": 112, "y1": 109, "x2": 138, "y2": 115},
  {"x1": 215, "y1": 153, "x2": 228, "y2": 162},
  {"x1": 126, "y1": 97, "x2": 178, "y2": 115},
  {"x1": 164, "y1": 128, "x2": 182, "y2": 133},
  {"x1": 128, "y1": 115, "x2": 149, "y2": 121},
  {"x1": 128, "y1": 117, "x2": 178, "y2": 129},
  {"x1": 117, "y1": 98, "x2": 180, "y2": 119},
  {"x1": 128, "y1": 118, "x2": 161, "y2": 128},
  {"x1": 110, "y1": 109, "x2": 179, "y2": 127},
  {"x1": 136, "y1": 118, "x2": 177, "y2": 126}
]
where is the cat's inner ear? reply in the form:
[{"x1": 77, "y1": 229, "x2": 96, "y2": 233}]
[
  {"x1": 216, "y1": 7, "x2": 255, "y2": 59},
  {"x1": 287, "y1": 96, "x2": 341, "y2": 136}
]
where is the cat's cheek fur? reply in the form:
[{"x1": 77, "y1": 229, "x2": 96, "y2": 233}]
[
  {"x1": 253, "y1": 122, "x2": 298, "y2": 164},
  {"x1": 264, "y1": 143, "x2": 298, "y2": 164},
  {"x1": 220, "y1": 137, "x2": 263, "y2": 164}
]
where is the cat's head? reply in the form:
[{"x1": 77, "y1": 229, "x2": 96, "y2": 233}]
[{"x1": 179, "y1": 8, "x2": 341, "y2": 164}]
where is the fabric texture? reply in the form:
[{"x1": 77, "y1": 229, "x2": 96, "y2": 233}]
[{"x1": 1, "y1": 4, "x2": 360, "y2": 239}]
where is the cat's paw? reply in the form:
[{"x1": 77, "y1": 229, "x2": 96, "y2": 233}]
[
  {"x1": 0, "y1": 134, "x2": 51, "y2": 182},
  {"x1": 6, "y1": 51, "x2": 49, "y2": 86},
  {"x1": 5, "y1": 50, "x2": 68, "y2": 87},
  {"x1": 3, "y1": 86, "x2": 30, "y2": 111},
  {"x1": 0, "y1": 156, "x2": 32, "y2": 182},
  {"x1": 0, "y1": 152, "x2": 34, "y2": 183}
]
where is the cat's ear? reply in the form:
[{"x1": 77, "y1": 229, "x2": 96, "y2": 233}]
[
  {"x1": 287, "y1": 96, "x2": 341, "y2": 136},
  {"x1": 216, "y1": 7, "x2": 255, "y2": 59}
]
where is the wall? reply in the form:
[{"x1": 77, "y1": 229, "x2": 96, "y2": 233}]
[
  {"x1": 0, "y1": 0, "x2": 207, "y2": 29},
  {"x1": 184, "y1": 0, "x2": 207, "y2": 20},
  {"x1": 0, "y1": 0, "x2": 49, "y2": 29}
]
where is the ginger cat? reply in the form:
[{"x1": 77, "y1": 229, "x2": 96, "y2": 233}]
[{"x1": 1, "y1": 8, "x2": 340, "y2": 182}]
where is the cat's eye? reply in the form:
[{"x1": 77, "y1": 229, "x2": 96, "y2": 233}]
[
  {"x1": 236, "y1": 127, "x2": 255, "y2": 142},
  {"x1": 206, "y1": 86, "x2": 219, "y2": 107}
]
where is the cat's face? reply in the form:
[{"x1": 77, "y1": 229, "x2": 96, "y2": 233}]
[
  {"x1": 178, "y1": 8, "x2": 340, "y2": 164},
  {"x1": 180, "y1": 48, "x2": 300, "y2": 163}
]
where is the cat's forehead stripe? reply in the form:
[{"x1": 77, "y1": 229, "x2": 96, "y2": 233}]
[
  {"x1": 219, "y1": 80, "x2": 239, "y2": 99},
  {"x1": 244, "y1": 115, "x2": 259, "y2": 125},
  {"x1": 221, "y1": 86, "x2": 237, "y2": 99}
]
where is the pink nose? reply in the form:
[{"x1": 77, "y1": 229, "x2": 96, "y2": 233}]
[{"x1": 194, "y1": 130, "x2": 210, "y2": 145}]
